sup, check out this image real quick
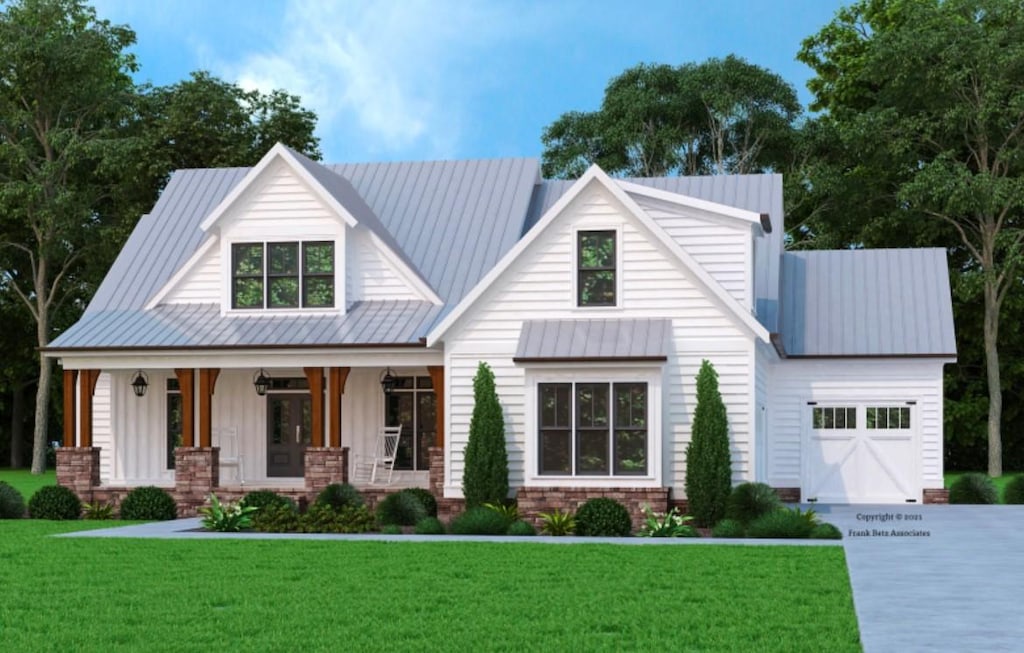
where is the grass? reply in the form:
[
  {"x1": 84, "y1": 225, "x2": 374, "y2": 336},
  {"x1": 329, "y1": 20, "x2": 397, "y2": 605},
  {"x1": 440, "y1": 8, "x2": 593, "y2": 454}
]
[
  {"x1": 944, "y1": 471, "x2": 1020, "y2": 503},
  {"x1": 0, "y1": 468, "x2": 56, "y2": 500},
  {"x1": 0, "y1": 520, "x2": 861, "y2": 652}
]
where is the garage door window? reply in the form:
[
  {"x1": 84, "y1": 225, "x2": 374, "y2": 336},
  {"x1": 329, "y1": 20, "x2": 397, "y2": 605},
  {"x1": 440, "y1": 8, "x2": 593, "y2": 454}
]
[
  {"x1": 812, "y1": 406, "x2": 857, "y2": 429},
  {"x1": 866, "y1": 406, "x2": 911, "y2": 429}
]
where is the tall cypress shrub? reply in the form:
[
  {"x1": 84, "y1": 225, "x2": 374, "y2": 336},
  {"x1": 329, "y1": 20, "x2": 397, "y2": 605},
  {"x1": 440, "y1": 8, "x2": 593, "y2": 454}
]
[
  {"x1": 684, "y1": 360, "x2": 732, "y2": 527},
  {"x1": 462, "y1": 362, "x2": 509, "y2": 508}
]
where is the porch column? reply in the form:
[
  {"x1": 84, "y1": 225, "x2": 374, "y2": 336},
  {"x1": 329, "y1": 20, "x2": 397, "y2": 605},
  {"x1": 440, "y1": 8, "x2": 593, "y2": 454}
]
[
  {"x1": 427, "y1": 365, "x2": 445, "y2": 447},
  {"x1": 174, "y1": 369, "x2": 195, "y2": 447},
  {"x1": 327, "y1": 367, "x2": 350, "y2": 447},
  {"x1": 63, "y1": 369, "x2": 78, "y2": 447},
  {"x1": 303, "y1": 367, "x2": 325, "y2": 447},
  {"x1": 77, "y1": 369, "x2": 100, "y2": 447},
  {"x1": 198, "y1": 368, "x2": 220, "y2": 448}
]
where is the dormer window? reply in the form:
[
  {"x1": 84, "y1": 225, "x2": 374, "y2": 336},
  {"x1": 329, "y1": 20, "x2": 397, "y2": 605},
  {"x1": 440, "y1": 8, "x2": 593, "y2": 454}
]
[
  {"x1": 232, "y1": 241, "x2": 335, "y2": 309},
  {"x1": 577, "y1": 230, "x2": 616, "y2": 306}
]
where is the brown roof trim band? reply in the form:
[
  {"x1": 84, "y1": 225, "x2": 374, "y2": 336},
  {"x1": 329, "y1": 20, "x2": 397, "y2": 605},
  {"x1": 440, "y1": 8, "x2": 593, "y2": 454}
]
[{"x1": 513, "y1": 356, "x2": 667, "y2": 364}]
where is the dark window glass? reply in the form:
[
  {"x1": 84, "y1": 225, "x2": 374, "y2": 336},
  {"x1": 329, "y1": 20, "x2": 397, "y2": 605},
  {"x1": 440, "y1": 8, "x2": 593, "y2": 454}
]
[
  {"x1": 576, "y1": 383, "x2": 610, "y2": 474},
  {"x1": 384, "y1": 376, "x2": 435, "y2": 471},
  {"x1": 302, "y1": 241, "x2": 334, "y2": 307},
  {"x1": 231, "y1": 241, "x2": 334, "y2": 309},
  {"x1": 578, "y1": 230, "x2": 616, "y2": 306},
  {"x1": 166, "y1": 380, "x2": 182, "y2": 469},
  {"x1": 538, "y1": 383, "x2": 571, "y2": 475},
  {"x1": 613, "y1": 383, "x2": 647, "y2": 475},
  {"x1": 232, "y1": 243, "x2": 264, "y2": 309}
]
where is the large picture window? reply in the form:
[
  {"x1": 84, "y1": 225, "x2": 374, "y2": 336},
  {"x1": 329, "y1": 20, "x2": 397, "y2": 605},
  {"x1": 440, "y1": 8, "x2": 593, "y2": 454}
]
[
  {"x1": 231, "y1": 241, "x2": 334, "y2": 309},
  {"x1": 577, "y1": 230, "x2": 616, "y2": 306},
  {"x1": 384, "y1": 376, "x2": 436, "y2": 471},
  {"x1": 538, "y1": 381, "x2": 647, "y2": 476}
]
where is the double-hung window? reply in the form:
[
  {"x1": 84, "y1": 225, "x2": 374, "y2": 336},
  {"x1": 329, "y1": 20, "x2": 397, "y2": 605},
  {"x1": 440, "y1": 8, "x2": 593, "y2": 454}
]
[
  {"x1": 231, "y1": 241, "x2": 334, "y2": 309},
  {"x1": 577, "y1": 230, "x2": 616, "y2": 306},
  {"x1": 538, "y1": 381, "x2": 647, "y2": 476}
]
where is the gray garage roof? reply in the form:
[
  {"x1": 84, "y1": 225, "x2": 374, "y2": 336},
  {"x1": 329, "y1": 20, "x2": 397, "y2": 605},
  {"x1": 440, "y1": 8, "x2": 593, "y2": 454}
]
[
  {"x1": 780, "y1": 248, "x2": 957, "y2": 357},
  {"x1": 514, "y1": 318, "x2": 670, "y2": 362}
]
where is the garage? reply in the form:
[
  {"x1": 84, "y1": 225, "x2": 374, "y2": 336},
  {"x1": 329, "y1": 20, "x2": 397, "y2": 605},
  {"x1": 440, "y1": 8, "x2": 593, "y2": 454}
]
[{"x1": 803, "y1": 403, "x2": 919, "y2": 503}]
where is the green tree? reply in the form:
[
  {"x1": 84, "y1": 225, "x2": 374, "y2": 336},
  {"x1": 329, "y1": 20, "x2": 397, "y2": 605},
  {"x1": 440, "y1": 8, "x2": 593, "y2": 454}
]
[
  {"x1": 0, "y1": 0, "x2": 138, "y2": 474},
  {"x1": 798, "y1": 0, "x2": 1024, "y2": 476},
  {"x1": 684, "y1": 360, "x2": 732, "y2": 528},
  {"x1": 462, "y1": 362, "x2": 508, "y2": 508},
  {"x1": 541, "y1": 56, "x2": 800, "y2": 179}
]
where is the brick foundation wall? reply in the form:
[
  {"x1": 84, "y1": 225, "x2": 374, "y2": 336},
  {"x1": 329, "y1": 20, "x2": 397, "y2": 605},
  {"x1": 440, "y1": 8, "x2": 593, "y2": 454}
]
[
  {"x1": 56, "y1": 447, "x2": 100, "y2": 503},
  {"x1": 772, "y1": 487, "x2": 801, "y2": 503},
  {"x1": 517, "y1": 487, "x2": 670, "y2": 531},
  {"x1": 304, "y1": 447, "x2": 348, "y2": 494},
  {"x1": 923, "y1": 488, "x2": 949, "y2": 504},
  {"x1": 174, "y1": 447, "x2": 220, "y2": 516}
]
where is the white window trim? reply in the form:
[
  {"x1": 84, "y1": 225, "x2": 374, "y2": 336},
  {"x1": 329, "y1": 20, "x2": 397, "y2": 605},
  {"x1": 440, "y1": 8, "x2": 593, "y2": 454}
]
[
  {"x1": 524, "y1": 366, "x2": 662, "y2": 488},
  {"x1": 572, "y1": 225, "x2": 624, "y2": 311}
]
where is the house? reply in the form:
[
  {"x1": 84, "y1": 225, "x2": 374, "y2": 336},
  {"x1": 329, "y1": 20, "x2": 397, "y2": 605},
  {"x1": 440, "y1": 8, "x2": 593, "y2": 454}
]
[{"x1": 46, "y1": 143, "x2": 957, "y2": 518}]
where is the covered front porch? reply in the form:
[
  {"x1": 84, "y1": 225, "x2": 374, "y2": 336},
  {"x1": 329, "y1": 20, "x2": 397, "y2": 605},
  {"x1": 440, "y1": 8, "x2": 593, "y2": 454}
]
[{"x1": 56, "y1": 355, "x2": 448, "y2": 514}]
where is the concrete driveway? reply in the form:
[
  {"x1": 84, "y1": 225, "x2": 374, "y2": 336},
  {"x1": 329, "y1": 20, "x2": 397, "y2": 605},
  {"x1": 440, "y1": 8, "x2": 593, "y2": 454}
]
[{"x1": 820, "y1": 505, "x2": 1024, "y2": 652}]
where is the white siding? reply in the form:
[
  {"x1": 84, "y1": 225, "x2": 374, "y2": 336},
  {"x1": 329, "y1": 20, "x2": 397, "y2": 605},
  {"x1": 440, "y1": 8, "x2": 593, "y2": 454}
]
[
  {"x1": 221, "y1": 161, "x2": 340, "y2": 239},
  {"x1": 633, "y1": 194, "x2": 752, "y2": 308},
  {"x1": 752, "y1": 340, "x2": 775, "y2": 484},
  {"x1": 345, "y1": 229, "x2": 423, "y2": 305},
  {"x1": 443, "y1": 184, "x2": 756, "y2": 498},
  {"x1": 109, "y1": 370, "x2": 173, "y2": 485},
  {"x1": 92, "y1": 373, "x2": 113, "y2": 483},
  {"x1": 765, "y1": 359, "x2": 946, "y2": 491},
  {"x1": 163, "y1": 247, "x2": 221, "y2": 304}
]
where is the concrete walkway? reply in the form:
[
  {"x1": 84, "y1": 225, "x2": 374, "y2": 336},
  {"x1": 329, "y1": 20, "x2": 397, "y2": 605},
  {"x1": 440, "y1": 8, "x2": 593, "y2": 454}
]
[{"x1": 819, "y1": 504, "x2": 1024, "y2": 653}]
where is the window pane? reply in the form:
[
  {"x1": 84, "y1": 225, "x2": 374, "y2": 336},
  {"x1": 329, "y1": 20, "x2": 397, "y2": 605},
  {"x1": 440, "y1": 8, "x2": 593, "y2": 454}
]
[
  {"x1": 303, "y1": 242, "x2": 334, "y2": 274},
  {"x1": 268, "y1": 243, "x2": 298, "y2": 274},
  {"x1": 417, "y1": 393, "x2": 436, "y2": 470},
  {"x1": 579, "y1": 270, "x2": 616, "y2": 306},
  {"x1": 271, "y1": 399, "x2": 290, "y2": 445},
  {"x1": 823, "y1": 408, "x2": 834, "y2": 429},
  {"x1": 812, "y1": 407, "x2": 824, "y2": 429},
  {"x1": 540, "y1": 430, "x2": 571, "y2": 475},
  {"x1": 166, "y1": 393, "x2": 182, "y2": 469},
  {"x1": 416, "y1": 376, "x2": 433, "y2": 389},
  {"x1": 268, "y1": 277, "x2": 299, "y2": 308},
  {"x1": 232, "y1": 243, "x2": 263, "y2": 275},
  {"x1": 835, "y1": 407, "x2": 846, "y2": 429},
  {"x1": 540, "y1": 383, "x2": 571, "y2": 428},
  {"x1": 614, "y1": 383, "x2": 647, "y2": 428},
  {"x1": 900, "y1": 407, "x2": 911, "y2": 428},
  {"x1": 576, "y1": 384, "x2": 609, "y2": 428},
  {"x1": 614, "y1": 430, "x2": 647, "y2": 475},
  {"x1": 577, "y1": 430, "x2": 609, "y2": 474},
  {"x1": 579, "y1": 231, "x2": 615, "y2": 268},
  {"x1": 303, "y1": 277, "x2": 334, "y2": 307},
  {"x1": 233, "y1": 278, "x2": 263, "y2": 309},
  {"x1": 846, "y1": 408, "x2": 857, "y2": 428}
]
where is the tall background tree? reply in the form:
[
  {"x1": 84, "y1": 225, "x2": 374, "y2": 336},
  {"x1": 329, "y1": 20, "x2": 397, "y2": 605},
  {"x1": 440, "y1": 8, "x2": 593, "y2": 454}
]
[{"x1": 797, "y1": 0, "x2": 1024, "y2": 476}]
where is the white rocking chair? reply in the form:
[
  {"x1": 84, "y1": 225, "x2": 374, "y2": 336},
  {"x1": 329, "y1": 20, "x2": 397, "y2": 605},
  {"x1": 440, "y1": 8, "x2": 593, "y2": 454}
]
[{"x1": 352, "y1": 425, "x2": 402, "y2": 486}]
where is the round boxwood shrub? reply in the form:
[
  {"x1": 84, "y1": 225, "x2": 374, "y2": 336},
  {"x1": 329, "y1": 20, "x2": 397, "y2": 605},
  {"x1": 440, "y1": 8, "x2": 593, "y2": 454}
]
[
  {"x1": 380, "y1": 524, "x2": 402, "y2": 535},
  {"x1": 746, "y1": 509, "x2": 814, "y2": 539},
  {"x1": 253, "y1": 503, "x2": 300, "y2": 533},
  {"x1": 240, "y1": 490, "x2": 295, "y2": 511},
  {"x1": 725, "y1": 482, "x2": 781, "y2": 525},
  {"x1": 119, "y1": 486, "x2": 177, "y2": 521},
  {"x1": 1004, "y1": 474, "x2": 1024, "y2": 504},
  {"x1": 315, "y1": 483, "x2": 364, "y2": 511},
  {"x1": 0, "y1": 481, "x2": 26, "y2": 519},
  {"x1": 810, "y1": 522, "x2": 843, "y2": 540},
  {"x1": 711, "y1": 518, "x2": 745, "y2": 538},
  {"x1": 414, "y1": 516, "x2": 445, "y2": 535},
  {"x1": 507, "y1": 519, "x2": 536, "y2": 536},
  {"x1": 948, "y1": 473, "x2": 998, "y2": 504},
  {"x1": 450, "y1": 506, "x2": 511, "y2": 535},
  {"x1": 28, "y1": 485, "x2": 82, "y2": 520},
  {"x1": 574, "y1": 498, "x2": 632, "y2": 537},
  {"x1": 399, "y1": 487, "x2": 437, "y2": 517},
  {"x1": 376, "y1": 491, "x2": 428, "y2": 526}
]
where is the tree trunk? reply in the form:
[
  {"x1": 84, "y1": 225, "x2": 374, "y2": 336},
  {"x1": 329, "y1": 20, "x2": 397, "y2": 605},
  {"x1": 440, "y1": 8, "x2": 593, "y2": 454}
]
[
  {"x1": 984, "y1": 277, "x2": 1002, "y2": 477},
  {"x1": 30, "y1": 287, "x2": 50, "y2": 474},
  {"x1": 10, "y1": 384, "x2": 25, "y2": 468}
]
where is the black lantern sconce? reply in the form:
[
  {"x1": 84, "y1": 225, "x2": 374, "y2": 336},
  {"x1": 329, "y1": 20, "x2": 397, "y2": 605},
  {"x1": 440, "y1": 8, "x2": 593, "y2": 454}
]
[
  {"x1": 131, "y1": 370, "x2": 149, "y2": 398},
  {"x1": 379, "y1": 367, "x2": 397, "y2": 395},
  {"x1": 253, "y1": 369, "x2": 271, "y2": 396}
]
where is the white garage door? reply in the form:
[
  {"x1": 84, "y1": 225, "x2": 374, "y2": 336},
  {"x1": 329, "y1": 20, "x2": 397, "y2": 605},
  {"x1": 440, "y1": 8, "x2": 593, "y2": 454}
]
[{"x1": 803, "y1": 404, "x2": 919, "y2": 504}]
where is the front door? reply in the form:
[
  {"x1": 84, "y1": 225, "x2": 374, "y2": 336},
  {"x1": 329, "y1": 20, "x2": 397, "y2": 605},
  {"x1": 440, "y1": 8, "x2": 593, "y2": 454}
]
[{"x1": 267, "y1": 394, "x2": 312, "y2": 477}]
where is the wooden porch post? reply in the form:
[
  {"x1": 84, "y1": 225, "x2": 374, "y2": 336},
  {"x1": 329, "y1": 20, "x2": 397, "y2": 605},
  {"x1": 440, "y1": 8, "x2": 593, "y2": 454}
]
[
  {"x1": 427, "y1": 365, "x2": 445, "y2": 448},
  {"x1": 328, "y1": 367, "x2": 350, "y2": 448},
  {"x1": 63, "y1": 369, "x2": 78, "y2": 447},
  {"x1": 198, "y1": 369, "x2": 220, "y2": 448},
  {"x1": 77, "y1": 370, "x2": 100, "y2": 448},
  {"x1": 304, "y1": 367, "x2": 325, "y2": 447},
  {"x1": 174, "y1": 369, "x2": 195, "y2": 447}
]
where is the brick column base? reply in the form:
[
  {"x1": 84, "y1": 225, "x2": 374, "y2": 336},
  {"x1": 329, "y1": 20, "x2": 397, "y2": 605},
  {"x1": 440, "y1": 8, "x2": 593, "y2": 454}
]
[
  {"x1": 56, "y1": 447, "x2": 100, "y2": 503},
  {"x1": 174, "y1": 447, "x2": 220, "y2": 516},
  {"x1": 923, "y1": 488, "x2": 949, "y2": 504},
  {"x1": 428, "y1": 446, "x2": 444, "y2": 498},
  {"x1": 304, "y1": 447, "x2": 348, "y2": 494},
  {"x1": 517, "y1": 487, "x2": 670, "y2": 532}
]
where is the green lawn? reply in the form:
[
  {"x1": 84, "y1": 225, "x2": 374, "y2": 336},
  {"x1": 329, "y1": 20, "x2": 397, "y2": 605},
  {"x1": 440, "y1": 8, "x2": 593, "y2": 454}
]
[
  {"x1": 944, "y1": 471, "x2": 1020, "y2": 503},
  {"x1": 0, "y1": 468, "x2": 56, "y2": 499},
  {"x1": 0, "y1": 520, "x2": 861, "y2": 652}
]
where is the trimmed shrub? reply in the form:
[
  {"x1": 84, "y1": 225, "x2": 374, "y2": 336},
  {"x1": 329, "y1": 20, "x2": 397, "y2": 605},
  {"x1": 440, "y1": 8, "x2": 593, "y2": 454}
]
[
  {"x1": 314, "y1": 483, "x2": 364, "y2": 511},
  {"x1": 240, "y1": 490, "x2": 295, "y2": 511},
  {"x1": 726, "y1": 482, "x2": 782, "y2": 525},
  {"x1": 450, "y1": 506, "x2": 511, "y2": 535},
  {"x1": 811, "y1": 522, "x2": 843, "y2": 540},
  {"x1": 684, "y1": 360, "x2": 732, "y2": 527},
  {"x1": 400, "y1": 488, "x2": 437, "y2": 517},
  {"x1": 0, "y1": 481, "x2": 26, "y2": 519},
  {"x1": 414, "y1": 516, "x2": 446, "y2": 535},
  {"x1": 1004, "y1": 474, "x2": 1024, "y2": 504},
  {"x1": 377, "y1": 491, "x2": 428, "y2": 526},
  {"x1": 711, "y1": 518, "x2": 745, "y2": 538},
  {"x1": 253, "y1": 503, "x2": 300, "y2": 533},
  {"x1": 746, "y1": 508, "x2": 816, "y2": 539},
  {"x1": 948, "y1": 473, "x2": 998, "y2": 504},
  {"x1": 119, "y1": 486, "x2": 177, "y2": 521},
  {"x1": 380, "y1": 524, "x2": 402, "y2": 535},
  {"x1": 28, "y1": 485, "x2": 81, "y2": 520},
  {"x1": 507, "y1": 520, "x2": 536, "y2": 536},
  {"x1": 462, "y1": 362, "x2": 509, "y2": 508},
  {"x1": 300, "y1": 504, "x2": 374, "y2": 533},
  {"x1": 574, "y1": 497, "x2": 632, "y2": 537}
]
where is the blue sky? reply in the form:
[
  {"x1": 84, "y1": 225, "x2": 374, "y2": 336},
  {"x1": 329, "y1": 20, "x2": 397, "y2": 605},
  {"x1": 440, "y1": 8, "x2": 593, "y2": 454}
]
[{"x1": 92, "y1": 0, "x2": 847, "y2": 163}]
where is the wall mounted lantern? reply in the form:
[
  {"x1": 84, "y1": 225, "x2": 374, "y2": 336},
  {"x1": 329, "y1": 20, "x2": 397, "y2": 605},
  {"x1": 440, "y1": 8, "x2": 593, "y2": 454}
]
[
  {"x1": 379, "y1": 367, "x2": 397, "y2": 395},
  {"x1": 131, "y1": 371, "x2": 149, "y2": 397},
  {"x1": 253, "y1": 369, "x2": 271, "y2": 396}
]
